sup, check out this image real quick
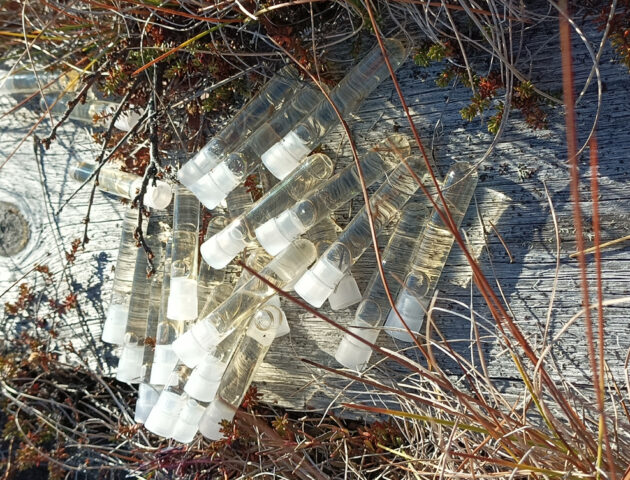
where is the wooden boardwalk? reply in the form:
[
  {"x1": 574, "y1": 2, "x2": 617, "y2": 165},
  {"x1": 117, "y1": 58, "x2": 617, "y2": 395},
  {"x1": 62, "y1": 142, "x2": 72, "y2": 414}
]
[{"x1": 1, "y1": 21, "x2": 629, "y2": 415}]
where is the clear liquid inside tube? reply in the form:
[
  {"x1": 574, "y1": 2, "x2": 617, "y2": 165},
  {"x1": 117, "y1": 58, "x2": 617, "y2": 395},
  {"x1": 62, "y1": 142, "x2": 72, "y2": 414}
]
[
  {"x1": 102, "y1": 208, "x2": 143, "y2": 345},
  {"x1": 385, "y1": 162, "x2": 478, "y2": 341},
  {"x1": 294, "y1": 155, "x2": 428, "y2": 308},
  {"x1": 200, "y1": 153, "x2": 334, "y2": 269},
  {"x1": 71, "y1": 161, "x2": 172, "y2": 209},
  {"x1": 0, "y1": 70, "x2": 79, "y2": 95},
  {"x1": 178, "y1": 66, "x2": 302, "y2": 187},
  {"x1": 167, "y1": 185, "x2": 200, "y2": 322}
]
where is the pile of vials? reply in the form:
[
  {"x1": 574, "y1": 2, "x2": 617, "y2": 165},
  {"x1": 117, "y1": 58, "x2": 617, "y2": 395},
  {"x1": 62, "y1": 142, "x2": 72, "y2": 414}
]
[{"x1": 4, "y1": 38, "x2": 478, "y2": 443}]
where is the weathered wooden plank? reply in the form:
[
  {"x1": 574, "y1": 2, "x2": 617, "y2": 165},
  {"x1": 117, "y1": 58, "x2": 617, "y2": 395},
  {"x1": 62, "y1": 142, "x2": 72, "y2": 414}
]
[{"x1": 1, "y1": 18, "x2": 629, "y2": 416}]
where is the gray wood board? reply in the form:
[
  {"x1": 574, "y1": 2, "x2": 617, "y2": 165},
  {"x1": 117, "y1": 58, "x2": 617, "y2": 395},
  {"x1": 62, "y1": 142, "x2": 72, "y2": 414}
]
[{"x1": 1, "y1": 22, "x2": 629, "y2": 416}]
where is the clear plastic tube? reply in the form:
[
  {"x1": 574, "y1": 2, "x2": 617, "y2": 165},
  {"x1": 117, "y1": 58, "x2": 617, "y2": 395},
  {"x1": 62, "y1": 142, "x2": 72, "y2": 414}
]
[
  {"x1": 0, "y1": 70, "x2": 79, "y2": 95},
  {"x1": 335, "y1": 202, "x2": 428, "y2": 369},
  {"x1": 256, "y1": 134, "x2": 410, "y2": 256},
  {"x1": 385, "y1": 162, "x2": 478, "y2": 341},
  {"x1": 173, "y1": 239, "x2": 316, "y2": 368},
  {"x1": 71, "y1": 161, "x2": 172, "y2": 210},
  {"x1": 150, "y1": 240, "x2": 179, "y2": 385},
  {"x1": 261, "y1": 38, "x2": 409, "y2": 180},
  {"x1": 200, "y1": 153, "x2": 334, "y2": 269},
  {"x1": 226, "y1": 185, "x2": 253, "y2": 219},
  {"x1": 294, "y1": 155, "x2": 428, "y2": 308},
  {"x1": 102, "y1": 208, "x2": 142, "y2": 344},
  {"x1": 198, "y1": 305, "x2": 282, "y2": 440},
  {"x1": 116, "y1": 209, "x2": 171, "y2": 383},
  {"x1": 166, "y1": 185, "x2": 200, "y2": 322},
  {"x1": 135, "y1": 239, "x2": 171, "y2": 422},
  {"x1": 40, "y1": 95, "x2": 140, "y2": 131},
  {"x1": 178, "y1": 66, "x2": 302, "y2": 190}
]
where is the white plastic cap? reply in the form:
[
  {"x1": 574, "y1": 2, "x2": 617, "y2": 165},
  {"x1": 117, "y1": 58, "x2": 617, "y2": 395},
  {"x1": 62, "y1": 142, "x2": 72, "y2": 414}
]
[
  {"x1": 178, "y1": 143, "x2": 222, "y2": 189},
  {"x1": 328, "y1": 274, "x2": 362, "y2": 311},
  {"x1": 335, "y1": 334, "x2": 373, "y2": 370},
  {"x1": 172, "y1": 321, "x2": 220, "y2": 368},
  {"x1": 192, "y1": 162, "x2": 240, "y2": 210},
  {"x1": 115, "y1": 344, "x2": 145, "y2": 383},
  {"x1": 200, "y1": 227, "x2": 245, "y2": 269},
  {"x1": 167, "y1": 277, "x2": 198, "y2": 321},
  {"x1": 102, "y1": 304, "x2": 129, "y2": 344},
  {"x1": 384, "y1": 291, "x2": 427, "y2": 342},
  {"x1": 294, "y1": 258, "x2": 346, "y2": 308},
  {"x1": 144, "y1": 391, "x2": 185, "y2": 438},
  {"x1": 265, "y1": 296, "x2": 290, "y2": 337},
  {"x1": 255, "y1": 210, "x2": 305, "y2": 256},
  {"x1": 144, "y1": 181, "x2": 173, "y2": 210},
  {"x1": 171, "y1": 398, "x2": 206, "y2": 444},
  {"x1": 184, "y1": 355, "x2": 227, "y2": 402},
  {"x1": 261, "y1": 131, "x2": 311, "y2": 180},
  {"x1": 198, "y1": 397, "x2": 237, "y2": 441},
  {"x1": 135, "y1": 383, "x2": 162, "y2": 423},
  {"x1": 114, "y1": 110, "x2": 141, "y2": 132},
  {"x1": 150, "y1": 345, "x2": 179, "y2": 385}
]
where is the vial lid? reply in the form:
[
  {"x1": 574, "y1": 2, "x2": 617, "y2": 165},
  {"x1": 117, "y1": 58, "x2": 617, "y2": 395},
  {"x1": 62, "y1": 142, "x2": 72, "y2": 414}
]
[
  {"x1": 384, "y1": 290, "x2": 426, "y2": 342},
  {"x1": 334, "y1": 334, "x2": 373, "y2": 371},
  {"x1": 198, "y1": 397, "x2": 237, "y2": 441},
  {"x1": 102, "y1": 304, "x2": 129, "y2": 345},
  {"x1": 150, "y1": 345, "x2": 179, "y2": 385},
  {"x1": 261, "y1": 131, "x2": 311, "y2": 180},
  {"x1": 255, "y1": 210, "x2": 305, "y2": 256},
  {"x1": 144, "y1": 391, "x2": 185, "y2": 438},
  {"x1": 172, "y1": 322, "x2": 220, "y2": 368},
  {"x1": 327, "y1": 274, "x2": 362, "y2": 311},
  {"x1": 135, "y1": 383, "x2": 162, "y2": 424},
  {"x1": 294, "y1": 258, "x2": 345, "y2": 307},
  {"x1": 144, "y1": 181, "x2": 173, "y2": 210},
  {"x1": 184, "y1": 356, "x2": 227, "y2": 402},
  {"x1": 198, "y1": 162, "x2": 240, "y2": 209},
  {"x1": 171, "y1": 399, "x2": 206, "y2": 444},
  {"x1": 167, "y1": 277, "x2": 199, "y2": 321},
  {"x1": 115, "y1": 344, "x2": 145, "y2": 384},
  {"x1": 200, "y1": 228, "x2": 245, "y2": 269}
]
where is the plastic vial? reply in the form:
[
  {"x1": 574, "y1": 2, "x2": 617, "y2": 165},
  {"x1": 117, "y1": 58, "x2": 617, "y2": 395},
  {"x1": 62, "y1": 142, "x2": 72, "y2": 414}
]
[
  {"x1": 167, "y1": 185, "x2": 200, "y2": 322},
  {"x1": 305, "y1": 218, "x2": 362, "y2": 310},
  {"x1": 150, "y1": 240, "x2": 179, "y2": 385},
  {"x1": 173, "y1": 239, "x2": 317, "y2": 368},
  {"x1": 188, "y1": 83, "x2": 326, "y2": 209},
  {"x1": 335, "y1": 202, "x2": 428, "y2": 369},
  {"x1": 71, "y1": 161, "x2": 172, "y2": 210},
  {"x1": 0, "y1": 70, "x2": 79, "y2": 95},
  {"x1": 261, "y1": 38, "x2": 409, "y2": 180},
  {"x1": 385, "y1": 162, "x2": 478, "y2": 341},
  {"x1": 116, "y1": 209, "x2": 171, "y2": 383},
  {"x1": 40, "y1": 95, "x2": 141, "y2": 131},
  {"x1": 294, "y1": 155, "x2": 428, "y2": 308},
  {"x1": 145, "y1": 361, "x2": 192, "y2": 438},
  {"x1": 197, "y1": 217, "x2": 230, "y2": 319},
  {"x1": 226, "y1": 185, "x2": 254, "y2": 219},
  {"x1": 178, "y1": 66, "x2": 302, "y2": 193},
  {"x1": 102, "y1": 208, "x2": 143, "y2": 344},
  {"x1": 256, "y1": 134, "x2": 410, "y2": 256},
  {"x1": 198, "y1": 304, "x2": 283, "y2": 440},
  {"x1": 135, "y1": 239, "x2": 171, "y2": 422},
  {"x1": 200, "y1": 153, "x2": 334, "y2": 269}
]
